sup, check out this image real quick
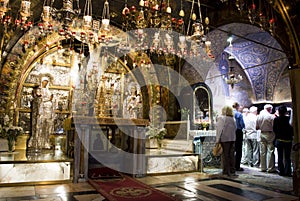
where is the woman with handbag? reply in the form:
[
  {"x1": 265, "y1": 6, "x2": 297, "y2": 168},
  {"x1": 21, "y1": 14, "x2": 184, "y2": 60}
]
[{"x1": 216, "y1": 106, "x2": 237, "y2": 176}]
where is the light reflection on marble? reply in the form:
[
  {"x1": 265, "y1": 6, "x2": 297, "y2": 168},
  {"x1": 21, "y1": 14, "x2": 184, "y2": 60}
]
[
  {"x1": 136, "y1": 172, "x2": 211, "y2": 185},
  {"x1": 0, "y1": 162, "x2": 70, "y2": 183},
  {"x1": 147, "y1": 156, "x2": 198, "y2": 174},
  {"x1": 0, "y1": 149, "x2": 72, "y2": 184},
  {"x1": 35, "y1": 183, "x2": 96, "y2": 195},
  {"x1": 0, "y1": 186, "x2": 35, "y2": 198},
  {"x1": 146, "y1": 141, "x2": 195, "y2": 156},
  {"x1": 0, "y1": 149, "x2": 72, "y2": 162},
  {"x1": 146, "y1": 140, "x2": 199, "y2": 174}
]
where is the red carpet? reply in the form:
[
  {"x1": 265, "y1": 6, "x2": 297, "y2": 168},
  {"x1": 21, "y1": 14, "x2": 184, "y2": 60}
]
[{"x1": 89, "y1": 173, "x2": 181, "y2": 201}]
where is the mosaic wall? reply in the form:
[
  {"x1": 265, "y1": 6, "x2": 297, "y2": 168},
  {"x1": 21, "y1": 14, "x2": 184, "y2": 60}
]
[{"x1": 225, "y1": 31, "x2": 289, "y2": 101}]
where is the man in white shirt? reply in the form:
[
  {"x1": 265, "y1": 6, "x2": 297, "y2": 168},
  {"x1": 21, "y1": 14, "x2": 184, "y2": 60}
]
[
  {"x1": 244, "y1": 106, "x2": 259, "y2": 167},
  {"x1": 256, "y1": 104, "x2": 276, "y2": 173}
]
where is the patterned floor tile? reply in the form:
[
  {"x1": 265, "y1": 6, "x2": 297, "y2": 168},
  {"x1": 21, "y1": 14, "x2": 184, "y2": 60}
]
[
  {"x1": 0, "y1": 166, "x2": 299, "y2": 201},
  {"x1": 73, "y1": 193, "x2": 105, "y2": 201}
]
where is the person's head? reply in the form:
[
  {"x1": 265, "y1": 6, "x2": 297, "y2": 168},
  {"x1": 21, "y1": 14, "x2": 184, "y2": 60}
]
[
  {"x1": 232, "y1": 102, "x2": 239, "y2": 110},
  {"x1": 130, "y1": 85, "x2": 137, "y2": 96},
  {"x1": 242, "y1": 107, "x2": 249, "y2": 114},
  {"x1": 41, "y1": 77, "x2": 49, "y2": 88},
  {"x1": 278, "y1": 105, "x2": 287, "y2": 117},
  {"x1": 249, "y1": 106, "x2": 257, "y2": 115},
  {"x1": 264, "y1": 104, "x2": 273, "y2": 113},
  {"x1": 221, "y1": 106, "x2": 234, "y2": 117}
]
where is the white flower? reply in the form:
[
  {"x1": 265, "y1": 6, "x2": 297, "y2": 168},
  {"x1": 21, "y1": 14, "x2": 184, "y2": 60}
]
[{"x1": 146, "y1": 125, "x2": 167, "y2": 140}]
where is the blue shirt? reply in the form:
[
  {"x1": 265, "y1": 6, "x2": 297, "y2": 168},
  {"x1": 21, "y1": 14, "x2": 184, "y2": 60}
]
[{"x1": 234, "y1": 109, "x2": 245, "y2": 130}]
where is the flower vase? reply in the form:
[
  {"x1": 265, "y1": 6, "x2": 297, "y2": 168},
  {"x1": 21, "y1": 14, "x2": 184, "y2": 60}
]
[
  {"x1": 7, "y1": 137, "x2": 15, "y2": 152},
  {"x1": 146, "y1": 138, "x2": 156, "y2": 149},
  {"x1": 157, "y1": 139, "x2": 162, "y2": 149}
]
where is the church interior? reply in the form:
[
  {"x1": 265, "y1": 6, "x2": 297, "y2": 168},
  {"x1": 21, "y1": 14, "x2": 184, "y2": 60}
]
[{"x1": 0, "y1": 0, "x2": 300, "y2": 200}]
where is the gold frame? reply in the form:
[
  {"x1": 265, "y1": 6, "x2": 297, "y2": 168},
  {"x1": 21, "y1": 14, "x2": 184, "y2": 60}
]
[
  {"x1": 15, "y1": 44, "x2": 74, "y2": 126},
  {"x1": 193, "y1": 86, "x2": 211, "y2": 125}
]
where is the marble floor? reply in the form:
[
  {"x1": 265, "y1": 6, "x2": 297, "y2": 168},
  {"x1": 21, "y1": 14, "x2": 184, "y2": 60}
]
[{"x1": 0, "y1": 164, "x2": 298, "y2": 201}]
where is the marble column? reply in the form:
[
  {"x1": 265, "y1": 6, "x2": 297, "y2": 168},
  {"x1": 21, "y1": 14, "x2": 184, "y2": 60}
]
[{"x1": 289, "y1": 67, "x2": 300, "y2": 196}]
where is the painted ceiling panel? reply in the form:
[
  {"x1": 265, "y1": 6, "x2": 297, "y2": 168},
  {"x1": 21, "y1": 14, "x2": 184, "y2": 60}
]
[{"x1": 224, "y1": 31, "x2": 288, "y2": 101}]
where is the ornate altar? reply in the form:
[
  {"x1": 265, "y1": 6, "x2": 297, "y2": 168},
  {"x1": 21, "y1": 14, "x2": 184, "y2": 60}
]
[
  {"x1": 69, "y1": 116, "x2": 149, "y2": 182},
  {"x1": 0, "y1": 30, "x2": 148, "y2": 184},
  {"x1": 13, "y1": 39, "x2": 145, "y2": 146}
]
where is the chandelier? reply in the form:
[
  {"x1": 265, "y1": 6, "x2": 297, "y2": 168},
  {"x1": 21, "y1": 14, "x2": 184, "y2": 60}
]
[
  {"x1": 222, "y1": 36, "x2": 243, "y2": 88},
  {"x1": 0, "y1": 0, "x2": 216, "y2": 68},
  {"x1": 119, "y1": 0, "x2": 214, "y2": 59},
  {"x1": 224, "y1": 66, "x2": 243, "y2": 88},
  {"x1": 235, "y1": 0, "x2": 275, "y2": 35},
  {"x1": 0, "y1": 0, "x2": 115, "y2": 55}
]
